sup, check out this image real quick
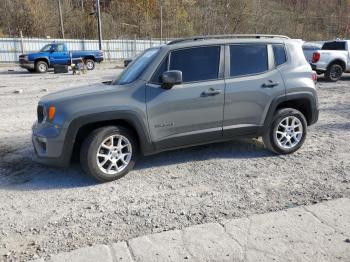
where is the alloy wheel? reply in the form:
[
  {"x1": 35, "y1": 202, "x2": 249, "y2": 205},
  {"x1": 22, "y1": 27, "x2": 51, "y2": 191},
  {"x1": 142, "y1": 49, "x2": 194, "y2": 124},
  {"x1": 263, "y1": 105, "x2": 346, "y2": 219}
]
[
  {"x1": 86, "y1": 61, "x2": 94, "y2": 70},
  {"x1": 330, "y1": 66, "x2": 342, "y2": 80},
  {"x1": 96, "y1": 134, "x2": 132, "y2": 175},
  {"x1": 275, "y1": 116, "x2": 303, "y2": 149},
  {"x1": 39, "y1": 63, "x2": 47, "y2": 72}
]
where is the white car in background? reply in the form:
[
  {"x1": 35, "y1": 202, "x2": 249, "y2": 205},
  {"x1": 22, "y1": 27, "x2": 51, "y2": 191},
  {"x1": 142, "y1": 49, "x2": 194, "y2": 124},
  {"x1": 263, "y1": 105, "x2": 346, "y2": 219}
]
[{"x1": 311, "y1": 40, "x2": 350, "y2": 82}]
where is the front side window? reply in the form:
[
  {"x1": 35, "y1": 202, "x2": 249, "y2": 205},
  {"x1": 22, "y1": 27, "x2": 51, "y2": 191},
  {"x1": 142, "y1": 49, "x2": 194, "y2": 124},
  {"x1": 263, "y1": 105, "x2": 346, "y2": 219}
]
[
  {"x1": 230, "y1": 44, "x2": 268, "y2": 77},
  {"x1": 273, "y1": 44, "x2": 287, "y2": 66},
  {"x1": 115, "y1": 48, "x2": 160, "y2": 85},
  {"x1": 169, "y1": 46, "x2": 220, "y2": 83},
  {"x1": 40, "y1": 44, "x2": 53, "y2": 52},
  {"x1": 56, "y1": 44, "x2": 64, "y2": 52}
]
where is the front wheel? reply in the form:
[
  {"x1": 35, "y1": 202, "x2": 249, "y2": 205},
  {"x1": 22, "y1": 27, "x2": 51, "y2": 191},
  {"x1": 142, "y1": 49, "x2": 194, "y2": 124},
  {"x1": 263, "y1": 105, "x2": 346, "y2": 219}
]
[
  {"x1": 80, "y1": 126, "x2": 137, "y2": 182},
  {"x1": 263, "y1": 108, "x2": 307, "y2": 154},
  {"x1": 35, "y1": 61, "x2": 48, "y2": 73},
  {"x1": 325, "y1": 64, "x2": 343, "y2": 82},
  {"x1": 84, "y1": 59, "x2": 95, "y2": 70}
]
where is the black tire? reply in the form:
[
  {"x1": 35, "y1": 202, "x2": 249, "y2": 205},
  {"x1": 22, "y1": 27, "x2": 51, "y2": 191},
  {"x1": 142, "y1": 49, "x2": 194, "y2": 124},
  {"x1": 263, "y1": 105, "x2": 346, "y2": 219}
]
[
  {"x1": 27, "y1": 68, "x2": 35, "y2": 73},
  {"x1": 84, "y1": 59, "x2": 95, "y2": 70},
  {"x1": 325, "y1": 64, "x2": 343, "y2": 82},
  {"x1": 263, "y1": 108, "x2": 307, "y2": 154},
  {"x1": 80, "y1": 126, "x2": 138, "y2": 182},
  {"x1": 35, "y1": 60, "x2": 48, "y2": 73}
]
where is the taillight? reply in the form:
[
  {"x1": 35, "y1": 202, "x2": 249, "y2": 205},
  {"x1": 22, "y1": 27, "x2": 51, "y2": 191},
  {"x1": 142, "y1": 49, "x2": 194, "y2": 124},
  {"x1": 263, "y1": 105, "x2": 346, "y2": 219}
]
[
  {"x1": 311, "y1": 71, "x2": 317, "y2": 83},
  {"x1": 312, "y1": 52, "x2": 320, "y2": 63}
]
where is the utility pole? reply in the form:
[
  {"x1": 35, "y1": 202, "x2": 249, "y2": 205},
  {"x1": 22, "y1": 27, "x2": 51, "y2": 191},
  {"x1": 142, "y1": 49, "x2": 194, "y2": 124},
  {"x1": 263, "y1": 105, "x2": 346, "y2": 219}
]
[
  {"x1": 96, "y1": 0, "x2": 103, "y2": 50},
  {"x1": 160, "y1": 5, "x2": 163, "y2": 42},
  {"x1": 58, "y1": 0, "x2": 65, "y2": 39}
]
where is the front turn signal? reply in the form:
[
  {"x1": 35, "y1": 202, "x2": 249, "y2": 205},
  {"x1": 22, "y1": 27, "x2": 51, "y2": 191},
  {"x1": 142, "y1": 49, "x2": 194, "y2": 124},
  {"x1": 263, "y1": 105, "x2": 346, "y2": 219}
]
[{"x1": 48, "y1": 106, "x2": 56, "y2": 121}]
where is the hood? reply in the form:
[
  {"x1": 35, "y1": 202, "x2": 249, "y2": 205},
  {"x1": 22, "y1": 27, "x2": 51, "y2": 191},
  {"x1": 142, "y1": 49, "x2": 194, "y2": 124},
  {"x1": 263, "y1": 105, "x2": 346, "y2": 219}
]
[
  {"x1": 21, "y1": 52, "x2": 42, "y2": 57},
  {"x1": 40, "y1": 82, "x2": 115, "y2": 104}
]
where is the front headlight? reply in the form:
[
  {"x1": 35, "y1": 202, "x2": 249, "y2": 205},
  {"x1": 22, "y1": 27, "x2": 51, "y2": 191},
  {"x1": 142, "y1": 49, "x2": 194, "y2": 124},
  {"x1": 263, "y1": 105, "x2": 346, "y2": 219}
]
[{"x1": 22, "y1": 55, "x2": 28, "y2": 60}]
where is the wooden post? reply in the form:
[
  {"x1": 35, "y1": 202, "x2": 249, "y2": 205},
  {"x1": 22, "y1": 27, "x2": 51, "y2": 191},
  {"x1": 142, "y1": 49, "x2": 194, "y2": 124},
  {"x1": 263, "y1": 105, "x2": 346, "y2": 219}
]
[{"x1": 20, "y1": 31, "x2": 24, "y2": 54}]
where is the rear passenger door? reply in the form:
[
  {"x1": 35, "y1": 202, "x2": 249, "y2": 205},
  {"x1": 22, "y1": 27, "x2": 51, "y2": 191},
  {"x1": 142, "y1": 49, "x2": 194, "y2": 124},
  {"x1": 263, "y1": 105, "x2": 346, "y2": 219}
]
[
  {"x1": 146, "y1": 46, "x2": 225, "y2": 150},
  {"x1": 223, "y1": 43, "x2": 286, "y2": 137}
]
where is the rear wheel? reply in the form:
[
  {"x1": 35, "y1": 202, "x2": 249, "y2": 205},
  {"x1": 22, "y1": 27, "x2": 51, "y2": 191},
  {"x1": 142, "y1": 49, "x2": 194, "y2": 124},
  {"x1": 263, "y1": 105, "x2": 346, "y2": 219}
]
[
  {"x1": 35, "y1": 61, "x2": 48, "y2": 73},
  {"x1": 325, "y1": 64, "x2": 343, "y2": 82},
  {"x1": 84, "y1": 59, "x2": 95, "y2": 70},
  {"x1": 80, "y1": 126, "x2": 137, "y2": 182},
  {"x1": 263, "y1": 108, "x2": 307, "y2": 154}
]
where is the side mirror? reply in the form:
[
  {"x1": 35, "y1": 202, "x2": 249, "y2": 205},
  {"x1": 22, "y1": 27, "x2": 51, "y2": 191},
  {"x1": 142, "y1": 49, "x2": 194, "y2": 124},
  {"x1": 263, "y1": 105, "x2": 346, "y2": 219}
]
[
  {"x1": 124, "y1": 59, "x2": 133, "y2": 67},
  {"x1": 161, "y1": 70, "x2": 182, "y2": 89}
]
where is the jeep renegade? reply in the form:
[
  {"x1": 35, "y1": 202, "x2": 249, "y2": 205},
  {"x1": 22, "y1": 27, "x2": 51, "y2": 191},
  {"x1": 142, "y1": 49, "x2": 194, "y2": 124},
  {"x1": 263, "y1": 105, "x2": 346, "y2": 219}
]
[{"x1": 32, "y1": 34, "x2": 319, "y2": 182}]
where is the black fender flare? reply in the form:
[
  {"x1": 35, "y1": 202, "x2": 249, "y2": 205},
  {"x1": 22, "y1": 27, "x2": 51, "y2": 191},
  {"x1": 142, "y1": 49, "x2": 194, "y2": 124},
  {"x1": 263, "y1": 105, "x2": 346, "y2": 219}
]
[
  {"x1": 327, "y1": 59, "x2": 346, "y2": 70},
  {"x1": 62, "y1": 110, "x2": 155, "y2": 162},
  {"x1": 263, "y1": 92, "x2": 318, "y2": 129}
]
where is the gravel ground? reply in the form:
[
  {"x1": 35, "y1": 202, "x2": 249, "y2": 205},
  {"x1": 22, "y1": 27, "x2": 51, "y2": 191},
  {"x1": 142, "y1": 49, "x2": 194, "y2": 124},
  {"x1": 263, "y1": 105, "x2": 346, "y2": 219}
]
[{"x1": 0, "y1": 64, "x2": 349, "y2": 261}]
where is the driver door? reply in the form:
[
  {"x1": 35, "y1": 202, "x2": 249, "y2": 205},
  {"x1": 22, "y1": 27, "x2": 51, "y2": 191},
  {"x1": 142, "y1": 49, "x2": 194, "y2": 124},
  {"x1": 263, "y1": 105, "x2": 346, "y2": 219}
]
[
  {"x1": 146, "y1": 46, "x2": 225, "y2": 150},
  {"x1": 51, "y1": 43, "x2": 69, "y2": 65}
]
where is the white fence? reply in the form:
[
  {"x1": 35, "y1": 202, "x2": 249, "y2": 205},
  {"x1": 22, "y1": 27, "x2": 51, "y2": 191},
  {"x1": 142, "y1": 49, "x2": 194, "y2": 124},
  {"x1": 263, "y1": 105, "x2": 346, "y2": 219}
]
[{"x1": 0, "y1": 37, "x2": 171, "y2": 63}]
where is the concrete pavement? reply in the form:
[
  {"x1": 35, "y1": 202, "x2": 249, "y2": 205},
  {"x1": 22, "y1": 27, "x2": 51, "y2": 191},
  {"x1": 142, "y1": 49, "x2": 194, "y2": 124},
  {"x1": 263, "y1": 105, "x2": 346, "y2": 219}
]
[{"x1": 31, "y1": 198, "x2": 350, "y2": 262}]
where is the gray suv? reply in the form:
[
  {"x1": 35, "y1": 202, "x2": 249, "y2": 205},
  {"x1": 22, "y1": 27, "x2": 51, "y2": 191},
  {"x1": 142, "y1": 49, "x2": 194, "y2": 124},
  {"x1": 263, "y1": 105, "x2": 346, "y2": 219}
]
[{"x1": 32, "y1": 34, "x2": 319, "y2": 182}]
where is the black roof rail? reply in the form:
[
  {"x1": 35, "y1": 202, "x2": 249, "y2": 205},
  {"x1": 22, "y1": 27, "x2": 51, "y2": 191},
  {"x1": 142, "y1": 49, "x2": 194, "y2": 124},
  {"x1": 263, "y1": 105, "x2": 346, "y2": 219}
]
[{"x1": 167, "y1": 34, "x2": 290, "y2": 45}]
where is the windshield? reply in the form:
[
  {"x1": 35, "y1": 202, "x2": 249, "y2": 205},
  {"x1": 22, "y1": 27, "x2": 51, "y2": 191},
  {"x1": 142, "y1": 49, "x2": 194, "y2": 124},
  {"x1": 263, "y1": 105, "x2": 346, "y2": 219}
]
[
  {"x1": 40, "y1": 44, "x2": 53, "y2": 52},
  {"x1": 115, "y1": 48, "x2": 160, "y2": 85}
]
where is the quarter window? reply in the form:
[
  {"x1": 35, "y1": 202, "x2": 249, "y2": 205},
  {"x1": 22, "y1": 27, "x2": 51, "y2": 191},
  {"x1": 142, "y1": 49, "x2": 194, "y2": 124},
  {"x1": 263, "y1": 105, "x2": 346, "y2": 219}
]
[
  {"x1": 229, "y1": 44, "x2": 268, "y2": 77},
  {"x1": 273, "y1": 44, "x2": 287, "y2": 66},
  {"x1": 151, "y1": 56, "x2": 168, "y2": 83},
  {"x1": 169, "y1": 46, "x2": 220, "y2": 82}
]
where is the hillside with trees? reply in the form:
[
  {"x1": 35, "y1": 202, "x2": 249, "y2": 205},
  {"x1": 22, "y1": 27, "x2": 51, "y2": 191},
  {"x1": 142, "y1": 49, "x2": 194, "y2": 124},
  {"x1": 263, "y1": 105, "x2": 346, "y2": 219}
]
[{"x1": 0, "y1": 0, "x2": 349, "y2": 40}]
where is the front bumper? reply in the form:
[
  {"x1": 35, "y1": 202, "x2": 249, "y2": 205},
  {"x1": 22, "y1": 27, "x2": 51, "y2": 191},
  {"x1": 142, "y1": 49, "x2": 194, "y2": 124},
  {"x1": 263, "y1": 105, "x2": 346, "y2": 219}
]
[
  {"x1": 19, "y1": 60, "x2": 35, "y2": 69},
  {"x1": 32, "y1": 122, "x2": 71, "y2": 168}
]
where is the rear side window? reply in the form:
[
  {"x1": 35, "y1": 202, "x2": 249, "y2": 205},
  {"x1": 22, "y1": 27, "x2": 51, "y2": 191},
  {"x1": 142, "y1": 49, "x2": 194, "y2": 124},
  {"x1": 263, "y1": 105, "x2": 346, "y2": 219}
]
[
  {"x1": 169, "y1": 46, "x2": 220, "y2": 82},
  {"x1": 322, "y1": 41, "x2": 346, "y2": 50},
  {"x1": 273, "y1": 44, "x2": 287, "y2": 66},
  {"x1": 230, "y1": 44, "x2": 268, "y2": 77}
]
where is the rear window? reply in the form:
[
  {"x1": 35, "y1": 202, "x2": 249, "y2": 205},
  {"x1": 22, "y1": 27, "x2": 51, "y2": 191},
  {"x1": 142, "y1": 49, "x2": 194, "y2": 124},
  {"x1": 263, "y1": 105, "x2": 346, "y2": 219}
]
[
  {"x1": 322, "y1": 41, "x2": 346, "y2": 50},
  {"x1": 229, "y1": 44, "x2": 268, "y2": 77},
  {"x1": 273, "y1": 44, "x2": 287, "y2": 66}
]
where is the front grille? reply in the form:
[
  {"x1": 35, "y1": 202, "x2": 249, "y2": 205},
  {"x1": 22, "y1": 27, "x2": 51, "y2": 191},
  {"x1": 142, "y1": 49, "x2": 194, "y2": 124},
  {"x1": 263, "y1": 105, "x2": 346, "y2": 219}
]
[{"x1": 37, "y1": 105, "x2": 44, "y2": 123}]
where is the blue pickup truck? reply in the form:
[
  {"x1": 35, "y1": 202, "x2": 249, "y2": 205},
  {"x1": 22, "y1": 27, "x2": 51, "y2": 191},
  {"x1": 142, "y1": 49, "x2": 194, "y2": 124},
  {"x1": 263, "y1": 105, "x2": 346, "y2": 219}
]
[{"x1": 19, "y1": 42, "x2": 104, "y2": 73}]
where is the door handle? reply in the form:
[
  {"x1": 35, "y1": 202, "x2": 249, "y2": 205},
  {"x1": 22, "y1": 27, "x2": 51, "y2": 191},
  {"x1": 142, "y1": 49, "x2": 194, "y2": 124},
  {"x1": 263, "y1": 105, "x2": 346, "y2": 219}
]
[
  {"x1": 201, "y1": 88, "x2": 222, "y2": 97},
  {"x1": 262, "y1": 80, "x2": 279, "y2": 88}
]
